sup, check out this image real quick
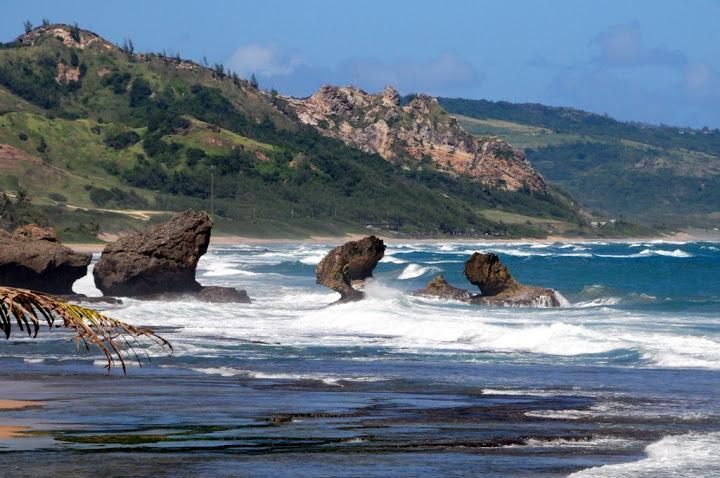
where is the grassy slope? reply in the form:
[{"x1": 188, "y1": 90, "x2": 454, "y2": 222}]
[
  {"x1": 442, "y1": 99, "x2": 720, "y2": 228},
  {"x1": 0, "y1": 26, "x2": 588, "y2": 240}
]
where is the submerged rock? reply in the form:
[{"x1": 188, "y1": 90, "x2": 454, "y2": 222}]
[
  {"x1": 142, "y1": 286, "x2": 251, "y2": 303},
  {"x1": 463, "y1": 253, "x2": 560, "y2": 307},
  {"x1": 93, "y1": 210, "x2": 212, "y2": 297},
  {"x1": 413, "y1": 275, "x2": 471, "y2": 301},
  {"x1": 0, "y1": 225, "x2": 91, "y2": 294},
  {"x1": 316, "y1": 236, "x2": 386, "y2": 302}
]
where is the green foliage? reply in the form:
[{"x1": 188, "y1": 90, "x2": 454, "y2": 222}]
[
  {"x1": 441, "y1": 97, "x2": 720, "y2": 227},
  {"x1": 48, "y1": 192, "x2": 67, "y2": 202},
  {"x1": 0, "y1": 25, "x2": 586, "y2": 237},
  {"x1": 128, "y1": 77, "x2": 152, "y2": 107},
  {"x1": 103, "y1": 130, "x2": 140, "y2": 149},
  {"x1": 87, "y1": 186, "x2": 148, "y2": 208},
  {"x1": 69, "y1": 23, "x2": 81, "y2": 42}
]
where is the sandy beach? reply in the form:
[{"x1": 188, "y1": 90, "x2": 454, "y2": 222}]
[{"x1": 64, "y1": 230, "x2": 717, "y2": 254}]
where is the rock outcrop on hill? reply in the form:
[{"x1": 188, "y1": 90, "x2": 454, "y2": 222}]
[
  {"x1": 0, "y1": 225, "x2": 91, "y2": 294},
  {"x1": 316, "y1": 236, "x2": 386, "y2": 302},
  {"x1": 290, "y1": 85, "x2": 547, "y2": 193},
  {"x1": 413, "y1": 275, "x2": 471, "y2": 301},
  {"x1": 463, "y1": 253, "x2": 561, "y2": 307}
]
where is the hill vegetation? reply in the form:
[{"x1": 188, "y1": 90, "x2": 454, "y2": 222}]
[
  {"x1": 439, "y1": 97, "x2": 720, "y2": 228},
  {"x1": 0, "y1": 24, "x2": 603, "y2": 240}
]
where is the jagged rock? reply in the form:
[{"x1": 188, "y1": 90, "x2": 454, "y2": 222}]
[
  {"x1": 316, "y1": 236, "x2": 386, "y2": 302},
  {"x1": 413, "y1": 275, "x2": 471, "y2": 301},
  {"x1": 289, "y1": 85, "x2": 547, "y2": 193},
  {"x1": 141, "y1": 286, "x2": 251, "y2": 303},
  {"x1": 93, "y1": 210, "x2": 212, "y2": 297},
  {"x1": 463, "y1": 253, "x2": 560, "y2": 307},
  {"x1": 0, "y1": 225, "x2": 91, "y2": 294}
]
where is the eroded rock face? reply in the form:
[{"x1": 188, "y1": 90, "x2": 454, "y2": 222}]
[
  {"x1": 0, "y1": 225, "x2": 91, "y2": 294},
  {"x1": 93, "y1": 210, "x2": 212, "y2": 297},
  {"x1": 289, "y1": 85, "x2": 547, "y2": 193},
  {"x1": 316, "y1": 236, "x2": 386, "y2": 302},
  {"x1": 463, "y1": 253, "x2": 560, "y2": 307},
  {"x1": 413, "y1": 275, "x2": 471, "y2": 301},
  {"x1": 464, "y1": 253, "x2": 519, "y2": 296}
]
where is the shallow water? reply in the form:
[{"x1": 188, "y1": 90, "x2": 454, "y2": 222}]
[{"x1": 1, "y1": 240, "x2": 719, "y2": 477}]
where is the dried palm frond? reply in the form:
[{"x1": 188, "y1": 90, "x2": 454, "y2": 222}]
[{"x1": 0, "y1": 286, "x2": 171, "y2": 373}]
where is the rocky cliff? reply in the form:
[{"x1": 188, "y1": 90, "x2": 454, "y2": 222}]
[{"x1": 290, "y1": 85, "x2": 547, "y2": 193}]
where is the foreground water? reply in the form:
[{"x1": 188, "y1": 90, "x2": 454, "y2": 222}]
[{"x1": 1, "y1": 240, "x2": 719, "y2": 477}]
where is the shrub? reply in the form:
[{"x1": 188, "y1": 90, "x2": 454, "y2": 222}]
[
  {"x1": 103, "y1": 130, "x2": 140, "y2": 149},
  {"x1": 48, "y1": 192, "x2": 67, "y2": 202}
]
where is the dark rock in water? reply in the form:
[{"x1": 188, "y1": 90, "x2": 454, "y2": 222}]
[
  {"x1": 0, "y1": 225, "x2": 91, "y2": 294},
  {"x1": 316, "y1": 236, "x2": 385, "y2": 302},
  {"x1": 464, "y1": 252, "x2": 560, "y2": 307},
  {"x1": 142, "y1": 286, "x2": 251, "y2": 303},
  {"x1": 413, "y1": 275, "x2": 471, "y2": 301},
  {"x1": 59, "y1": 294, "x2": 123, "y2": 305},
  {"x1": 93, "y1": 210, "x2": 212, "y2": 297}
]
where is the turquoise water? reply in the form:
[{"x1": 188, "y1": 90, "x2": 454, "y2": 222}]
[{"x1": 1, "y1": 240, "x2": 719, "y2": 476}]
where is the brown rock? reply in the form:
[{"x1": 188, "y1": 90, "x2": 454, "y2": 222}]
[
  {"x1": 0, "y1": 225, "x2": 91, "y2": 294},
  {"x1": 413, "y1": 275, "x2": 471, "y2": 301},
  {"x1": 93, "y1": 210, "x2": 212, "y2": 297},
  {"x1": 316, "y1": 236, "x2": 386, "y2": 302},
  {"x1": 289, "y1": 85, "x2": 547, "y2": 193},
  {"x1": 141, "y1": 286, "x2": 251, "y2": 303},
  {"x1": 12, "y1": 224, "x2": 59, "y2": 242},
  {"x1": 463, "y1": 253, "x2": 560, "y2": 307},
  {"x1": 464, "y1": 253, "x2": 519, "y2": 296}
]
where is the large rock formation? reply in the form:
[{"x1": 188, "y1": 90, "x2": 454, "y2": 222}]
[
  {"x1": 316, "y1": 236, "x2": 386, "y2": 302},
  {"x1": 413, "y1": 275, "x2": 471, "y2": 301},
  {"x1": 463, "y1": 253, "x2": 560, "y2": 307},
  {"x1": 0, "y1": 225, "x2": 91, "y2": 294},
  {"x1": 289, "y1": 85, "x2": 547, "y2": 193},
  {"x1": 93, "y1": 210, "x2": 211, "y2": 297}
]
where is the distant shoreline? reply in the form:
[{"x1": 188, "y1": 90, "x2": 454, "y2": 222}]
[{"x1": 66, "y1": 230, "x2": 718, "y2": 253}]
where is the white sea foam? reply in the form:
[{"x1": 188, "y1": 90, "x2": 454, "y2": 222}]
[
  {"x1": 397, "y1": 264, "x2": 439, "y2": 280},
  {"x1": 569, "y1": 432, "x2": 720, "y2": 477},
  {"x1": 72, "y1": 263, "x2": 102, "y2": 297},
  {"x1": 187, "y1": 366, "x2": 385, "y2": 385}
]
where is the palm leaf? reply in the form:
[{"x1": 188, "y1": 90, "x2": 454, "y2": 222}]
[{"x1": 0, "y1": 286, "x2": 171, "y2": 373}]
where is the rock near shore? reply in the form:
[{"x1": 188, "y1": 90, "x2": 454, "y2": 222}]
[
  {"x1": 93, "y1": 210, "x2": 212, "y2": 297},
  {"x1": 464, "y1": 253, "x2": 560, "y2": 307},
  {"x1": 0, "y1": 225, "x2": 91, "y2": 294},
  {"x1": 413, "y1": 275, "x2": 471, "y2": 301},
  {"x1": 316, "y1": 236, "x2": 386, "y2": 302}
]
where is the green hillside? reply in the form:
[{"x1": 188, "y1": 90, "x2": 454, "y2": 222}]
[
  {"x1": 439, "y1": 97, "x2": 720, "y2": 229},
  {"x1": 0, "y1": 24, "x2": 592, "y2": 240}
]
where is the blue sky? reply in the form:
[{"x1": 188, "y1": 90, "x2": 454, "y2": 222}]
[{"x1": 2, "y1": 0, "x2": 719, "y2": 128}]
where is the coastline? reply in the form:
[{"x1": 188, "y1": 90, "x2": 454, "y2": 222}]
[{"x1": 65, "y1": 230, "x2": 718, "y2": 253}]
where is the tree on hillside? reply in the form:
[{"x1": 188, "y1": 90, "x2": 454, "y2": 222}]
[
  {"x1": 23, "y1": 20, "x2": 33, "y2": 34},
  {"x1": 250, "y1": 73, "x2": 259, "y2": 89},
  {"x1": 41, "y1": 18, "x2": 50, "y2": 27},
  {"x1": 121, "y1": 37, "x2": 134, "y2": 54},
  {"x1": 70, "y1": 22, "x2": 81, "y2": 42}
]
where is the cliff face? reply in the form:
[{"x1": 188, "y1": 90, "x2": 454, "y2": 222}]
[{"x1": 290, "y1": 85, "x2": 547, "y2": 193}]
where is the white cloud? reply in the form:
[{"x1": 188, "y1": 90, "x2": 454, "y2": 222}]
[{"x1": 226, "y1": 44, "x2": 304, "y2": 77}]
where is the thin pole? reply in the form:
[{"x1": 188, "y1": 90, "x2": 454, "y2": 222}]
[{"x1": 210, "y1": 165, "x2": 215, "y2": 217}]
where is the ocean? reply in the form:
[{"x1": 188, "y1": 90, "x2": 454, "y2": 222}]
[{"x1": 1, "y1": 240, "x2": 719, "y2": 477}]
